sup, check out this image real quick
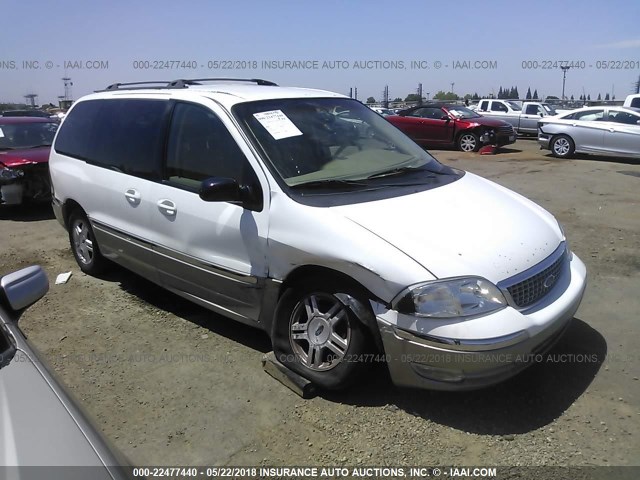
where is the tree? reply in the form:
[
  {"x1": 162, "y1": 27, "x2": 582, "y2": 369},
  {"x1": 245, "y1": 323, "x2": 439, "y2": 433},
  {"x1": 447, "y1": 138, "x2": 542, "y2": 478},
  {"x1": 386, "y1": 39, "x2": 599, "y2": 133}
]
[
  {"x1": 498, "y1": 87, "x2": 503, "y2": 99},
  {"x1": 366, "y1": 97, "x2": 376, "y2": 104},
  {"x1": 433, "y1": 90, "x2": 458, "y2": 101},
  {"x1": 533, "y1": 89, "x2": 538, "y2": 99},
  {"x1": 513, "y1": 87, "x2": 519, "y2": 99},
  {"x1": 587, "y1": 94, "x2": 591, "y2": 101},
  {"x1": 526, "y1": 87, "x2": 532, "y2": 100},
  {"x1": 605, "y1": 93, "x2": 610, "y2": 100},
  {"x1": 472, "y1": 92, "x2": 480, "y2": 100},
  {"x1": 570, "y1": 95, "x2": 574, "y2": 101},
  {"x1": 635, "y1": 75, "x2": 640, "y2": 94},
  {"x1": 404, "y1": 93, "x2": 422, "y2": 102},
  {"x1": 393, "y1": 97, "x2": 402, "y2": 102},
  {"x1": 597, "y1": 93, "x2": 602, "y2": 101}
]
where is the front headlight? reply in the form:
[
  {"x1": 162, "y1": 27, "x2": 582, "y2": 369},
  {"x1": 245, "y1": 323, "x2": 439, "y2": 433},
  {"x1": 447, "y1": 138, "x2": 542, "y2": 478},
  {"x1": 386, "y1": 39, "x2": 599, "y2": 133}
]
[
  {"x1": 394, "y1": 277, "x2": 507, "y2": 318},
  {"x1": 0, "y1": 166, "x2": 24, "y2": 185},
  {"x1": 558, "y1": 222, "x2": 573, "y2": 260}
]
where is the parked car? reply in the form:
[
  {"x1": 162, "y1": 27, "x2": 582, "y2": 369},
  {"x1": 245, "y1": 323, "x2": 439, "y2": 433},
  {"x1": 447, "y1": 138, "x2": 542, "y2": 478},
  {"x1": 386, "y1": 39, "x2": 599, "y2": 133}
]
[
  {"x1": 50, "y1": 78, "x2": 586, "y2": 391},
  {"x1": 0, "y1": 117, "x2": 59, "y2": 205},
  {"x1": 474, "y1": 99, "x2": 559, "y2": 135},
  {"x1": 0, "y1": 266, "x2": 135, "y2": 477},
  {"x1": 623, "y1": 93, "x2": 640, "y2": 108},
  {"x1": 1, "y1": 109, "x2": 53, "y2": 118},
  {"x1": 369, "y1": 106, "x2": 395, "y2": 116},
  {"x1": 538, "y1": 106, "x2": 640, "y2": 158},
  {"x1": 387, "y1": 104, "x2": 516, "y2": 152}
]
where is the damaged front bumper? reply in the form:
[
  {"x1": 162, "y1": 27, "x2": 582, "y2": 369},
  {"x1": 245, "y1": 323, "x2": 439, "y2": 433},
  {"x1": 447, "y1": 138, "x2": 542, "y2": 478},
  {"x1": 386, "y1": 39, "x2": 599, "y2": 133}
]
[
  {"x1": 0, "y1": 165, "x2": 50, "y2": 205},
  {"x1": 373, "y1": 253, "x2": 587, "y2": 391}
]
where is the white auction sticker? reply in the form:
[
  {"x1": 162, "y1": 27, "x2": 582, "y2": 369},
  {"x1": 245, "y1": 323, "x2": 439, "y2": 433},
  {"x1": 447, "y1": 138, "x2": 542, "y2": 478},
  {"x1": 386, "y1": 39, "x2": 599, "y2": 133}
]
[
  {"x1": 253, "y1": 110, "x2": 303, "y2": 140},
  {"x1": 0, "y1": 128, "x2": 4, "y2": 138}
]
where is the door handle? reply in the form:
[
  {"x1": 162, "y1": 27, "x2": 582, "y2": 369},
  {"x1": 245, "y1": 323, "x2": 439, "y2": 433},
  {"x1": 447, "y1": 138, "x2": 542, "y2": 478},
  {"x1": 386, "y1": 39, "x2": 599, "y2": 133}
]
[
  {"x1": 157, "y1": 199, "x2": 177, "y2": 216},
  {"x1": 124, "y1": 188, "x2": 141, "y2": 205}
]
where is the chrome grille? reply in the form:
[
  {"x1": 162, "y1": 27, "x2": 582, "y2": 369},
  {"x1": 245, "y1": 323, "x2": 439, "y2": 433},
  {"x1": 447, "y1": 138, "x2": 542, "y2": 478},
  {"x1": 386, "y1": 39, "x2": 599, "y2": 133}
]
[{"x1": 504, "y1": 248, "x2": 566, "y2": 308}]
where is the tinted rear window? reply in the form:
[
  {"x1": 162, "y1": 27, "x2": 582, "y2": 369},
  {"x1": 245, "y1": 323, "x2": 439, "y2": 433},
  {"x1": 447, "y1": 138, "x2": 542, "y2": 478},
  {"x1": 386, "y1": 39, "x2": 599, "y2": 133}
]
[{"x1": 55, "y1": 99, "x2": 167, "y2": 179}]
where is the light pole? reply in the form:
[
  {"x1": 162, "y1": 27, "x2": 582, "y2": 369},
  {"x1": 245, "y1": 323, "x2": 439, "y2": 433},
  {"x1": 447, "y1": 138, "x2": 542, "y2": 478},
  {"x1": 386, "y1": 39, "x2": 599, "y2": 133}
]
[{"x1": 561, "y1": 66, "x2": 570, "y2": 101}]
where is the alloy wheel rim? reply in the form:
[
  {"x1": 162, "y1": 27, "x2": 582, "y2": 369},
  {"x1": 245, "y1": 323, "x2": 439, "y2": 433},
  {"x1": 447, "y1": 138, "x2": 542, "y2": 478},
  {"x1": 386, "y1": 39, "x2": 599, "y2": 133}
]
[
  {"x1": 460, "y1": 135, "x2": 476, "y2": 152},
  {"x1": 72, "y1": 219, "x2": 94, "y2": 264},
  {"x1": 289, "y1": 293, "x2": 351, "y2": 371},
  {"x1": 554, "y1": 138, "x2": 570, "y2": 155}
]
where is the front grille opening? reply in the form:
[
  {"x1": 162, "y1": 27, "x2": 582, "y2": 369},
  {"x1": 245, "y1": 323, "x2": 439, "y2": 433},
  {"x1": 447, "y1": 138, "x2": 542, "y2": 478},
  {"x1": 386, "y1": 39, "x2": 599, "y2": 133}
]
[{"x1": 507, "y1": 251, "x2": 565, "y2": 308}]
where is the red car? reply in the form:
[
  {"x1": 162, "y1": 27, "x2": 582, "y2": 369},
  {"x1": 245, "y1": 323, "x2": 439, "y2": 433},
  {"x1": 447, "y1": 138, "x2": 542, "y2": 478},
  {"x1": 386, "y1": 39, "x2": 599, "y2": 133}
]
[
  {"x1": 387, "y1": 104, "x2": 516, "y2": 152},
  {"x1": 0, "y1": 117, "x2": 58, "y2": 205}
]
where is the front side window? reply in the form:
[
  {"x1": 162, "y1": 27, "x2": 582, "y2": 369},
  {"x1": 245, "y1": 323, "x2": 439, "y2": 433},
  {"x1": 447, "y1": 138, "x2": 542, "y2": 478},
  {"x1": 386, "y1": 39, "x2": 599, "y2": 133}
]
[
  {"x1": 491, "y1": 103, "x2": 508, "y2": 112},
  {"x1": 233, "y1": 98, "x2": 452, "y2": 188},
  {"x1": 165, "y1": 102, "x2": 252, "y2": 189}
]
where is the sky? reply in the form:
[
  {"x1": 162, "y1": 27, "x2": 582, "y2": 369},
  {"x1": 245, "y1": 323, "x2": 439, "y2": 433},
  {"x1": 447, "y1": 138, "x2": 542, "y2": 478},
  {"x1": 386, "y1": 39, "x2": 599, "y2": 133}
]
[{"x1": 2, "y1": 0, "x2": 639, "y2": 105}]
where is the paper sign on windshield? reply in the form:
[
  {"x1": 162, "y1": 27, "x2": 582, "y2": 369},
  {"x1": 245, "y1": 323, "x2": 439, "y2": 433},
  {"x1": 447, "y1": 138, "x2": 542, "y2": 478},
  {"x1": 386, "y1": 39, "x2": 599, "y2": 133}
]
[
  {"x1": 253, "y1": 110, "x2": 303, "y2": 140},
  {"x1": 0, "y1": 128, "x2": 4, "y2": 138}
]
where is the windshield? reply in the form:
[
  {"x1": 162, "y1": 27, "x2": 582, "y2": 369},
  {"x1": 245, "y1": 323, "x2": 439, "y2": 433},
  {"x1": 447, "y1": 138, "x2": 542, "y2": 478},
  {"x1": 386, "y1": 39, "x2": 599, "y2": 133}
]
[
  {"x1": 447, "y1": 107, "x2": 481, "y2": 119},
  {"x1": 0, "y1": 122, "x2": 58, "y2": 150},
  {"x1": 506, "y1": 101, "x2": 522, "y2": 111},
  {"x1": 233, "y1": 98, "x2": 448, "y2": 187}
]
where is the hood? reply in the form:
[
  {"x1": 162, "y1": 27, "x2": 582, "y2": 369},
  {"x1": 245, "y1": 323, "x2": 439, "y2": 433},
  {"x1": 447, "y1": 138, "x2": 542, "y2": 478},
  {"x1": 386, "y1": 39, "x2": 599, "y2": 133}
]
[
  {"x1": 331, "y1": 172, "x2": 562, "y2": 284},
  {"x1": 0, "y1": 146, "x2": 51, "y2": 167}
]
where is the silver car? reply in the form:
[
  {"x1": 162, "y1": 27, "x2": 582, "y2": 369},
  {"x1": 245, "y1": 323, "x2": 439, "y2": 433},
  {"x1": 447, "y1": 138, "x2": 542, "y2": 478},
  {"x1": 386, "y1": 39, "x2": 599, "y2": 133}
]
[
  {"x1": 0, "y1": 266, "x2": 135, "y2": 479},
  {"x1": 538, "y1": 106, "x2": 640, "y2": 158}
]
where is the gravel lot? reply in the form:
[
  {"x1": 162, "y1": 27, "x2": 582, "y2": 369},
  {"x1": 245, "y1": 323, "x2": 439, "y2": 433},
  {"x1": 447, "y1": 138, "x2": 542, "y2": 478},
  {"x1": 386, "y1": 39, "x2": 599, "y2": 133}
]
[{"x1": 1, "y1": 139, "x2": 639, "y2": 468}]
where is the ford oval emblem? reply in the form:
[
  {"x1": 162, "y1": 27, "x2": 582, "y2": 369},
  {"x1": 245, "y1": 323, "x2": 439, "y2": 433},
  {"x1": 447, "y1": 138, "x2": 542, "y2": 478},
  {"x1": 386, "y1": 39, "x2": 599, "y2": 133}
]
[{"x1": 543, "y1": 274, "x2": 557, "y2": 289}]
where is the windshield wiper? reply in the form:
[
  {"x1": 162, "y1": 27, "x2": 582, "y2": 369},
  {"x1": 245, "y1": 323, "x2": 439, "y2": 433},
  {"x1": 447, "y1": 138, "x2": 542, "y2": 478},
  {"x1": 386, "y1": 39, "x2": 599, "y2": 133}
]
[
  {"x1": 24, "y1": 144, "x2": 52, "y2": 149},
  {"x1": 289, "y1": 179, "x2": 370, "y2": 190},
  {"x1": 365, "y1": 166, "x2": 439, "y2": 180}
]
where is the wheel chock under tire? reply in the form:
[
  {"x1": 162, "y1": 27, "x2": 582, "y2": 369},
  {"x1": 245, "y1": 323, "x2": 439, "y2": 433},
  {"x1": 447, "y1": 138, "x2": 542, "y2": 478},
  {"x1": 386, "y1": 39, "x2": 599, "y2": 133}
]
[{"x1": 262, "y1": 351, "x2": 317, "y2": 399}]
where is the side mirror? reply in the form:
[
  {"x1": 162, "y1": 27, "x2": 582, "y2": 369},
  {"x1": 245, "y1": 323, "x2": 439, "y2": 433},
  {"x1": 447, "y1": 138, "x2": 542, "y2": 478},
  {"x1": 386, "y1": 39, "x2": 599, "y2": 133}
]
[
  {"x1": 199, "y1": 177, "x2": 263, "y2": 211},
  {"x1": 441, "y1": 114, "x2": 450, "y2": 121},
  {"x1": 199, "y1": 177, "x2": 243, "y2": 202},
  {"x1": 539, "y1": 112, "x2": 544, "y2": 117},
  {"x1": 0, "y1": 265, "x2": 49, "y2": 313}
]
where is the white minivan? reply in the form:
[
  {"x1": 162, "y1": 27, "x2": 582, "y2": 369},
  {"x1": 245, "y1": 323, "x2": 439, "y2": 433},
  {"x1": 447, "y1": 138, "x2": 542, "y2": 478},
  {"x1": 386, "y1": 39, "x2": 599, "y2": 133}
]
[{"x1": 49, "y1": 79, "x2": 587, "y2": 391}]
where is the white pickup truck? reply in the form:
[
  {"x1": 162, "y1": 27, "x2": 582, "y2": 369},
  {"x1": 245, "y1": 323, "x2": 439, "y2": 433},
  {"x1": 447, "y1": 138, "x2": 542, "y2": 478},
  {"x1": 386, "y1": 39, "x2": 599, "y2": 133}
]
[{"x1": 474, "y1": 99, "x2": 559, "y2": 135}]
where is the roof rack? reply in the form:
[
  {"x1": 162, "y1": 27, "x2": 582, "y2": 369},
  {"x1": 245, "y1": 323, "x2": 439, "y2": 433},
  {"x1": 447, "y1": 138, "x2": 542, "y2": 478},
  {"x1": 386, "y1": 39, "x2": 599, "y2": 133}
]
[
  {"x1": 98, "y1": 81, "x2": 174, "y2": 92},
  {"x1": 169, "y1": 78, "x2": 278, "y2": 88},
  {"x1": 96, "y1": 78, "x2": 278, "y2": 92}
]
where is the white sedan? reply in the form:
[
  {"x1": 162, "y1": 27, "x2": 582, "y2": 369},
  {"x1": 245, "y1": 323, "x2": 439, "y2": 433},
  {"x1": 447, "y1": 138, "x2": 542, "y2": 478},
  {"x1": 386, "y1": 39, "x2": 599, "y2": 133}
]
[{"x1": 538, "y1": 106, "x2": 640, "y2": 158}]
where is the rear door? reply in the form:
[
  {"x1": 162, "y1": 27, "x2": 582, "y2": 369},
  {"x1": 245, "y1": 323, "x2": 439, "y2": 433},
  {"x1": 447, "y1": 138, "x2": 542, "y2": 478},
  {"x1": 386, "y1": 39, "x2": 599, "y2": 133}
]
[
  {"x1": 52, "y1": 98, "x2": 168, "y2": 281},
  {"x1": 147, "y1": 100, "x2": 270, "y2": 324}
]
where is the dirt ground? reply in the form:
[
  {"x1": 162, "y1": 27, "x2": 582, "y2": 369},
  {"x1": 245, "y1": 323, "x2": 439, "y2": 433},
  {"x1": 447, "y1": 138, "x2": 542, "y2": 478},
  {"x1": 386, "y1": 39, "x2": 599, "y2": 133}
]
[{"x1": 1, "y1": 138, "x2": 639, "y2": 468}]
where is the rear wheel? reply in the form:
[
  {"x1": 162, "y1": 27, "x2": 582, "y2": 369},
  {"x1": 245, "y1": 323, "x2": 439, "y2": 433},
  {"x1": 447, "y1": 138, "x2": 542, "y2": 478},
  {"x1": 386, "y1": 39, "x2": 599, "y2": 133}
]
[
  {"x1": 273, "y1": 282, "x2": 370, "y2": 390},
  {"x1": 457, "y1": 132, "x2": 479, "y2": 152},
  {"x1": 68, "y1": 210, "x2": 107, "y2": 275},
  {"x1": 550, "y1": 134, "x2": 575, "y2": 158}
]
